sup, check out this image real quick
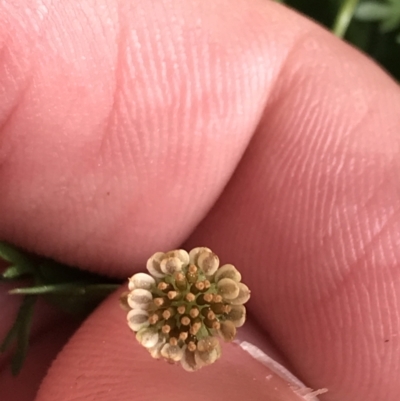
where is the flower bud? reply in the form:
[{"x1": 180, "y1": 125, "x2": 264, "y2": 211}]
[
  {"x1": 185, "y1": 292, "x2": 195, "y2": 302},
  {"x1": 179, "y1": 331, "x2": 189, "y2": 341},
  {"x1": 127, "y1": 309, "x2": 149, "y2": 332},
  {"x1": 157, "y1": 281, "x2": 171, "y2": 292},
  {"x1": 204, "y1": 318, "x2": 220, "y2": 329},
  {"x1": 196, "y1": 293, "x2": 213, "y2": 305},
  {"x1": 201, "y1": 307, "x2": 215, "y2": 320},
  {"x1": 146, "y1": 252, "x2": 165, "y2": 278},
  {"x1": 191, "y1": 281, "x2": 205, "y2": 294},
  {"x1": 212, "y1": 294, "x2": 223, "y2": 303},
  {"x1": 162, "y1": 307, "x2": 176, "y2": 320},
  {"x1": 211, "y1": 302, "x2": 226, "y2": 315},
  {"x1": 128, "y1": 273, "x2": 156, "y2": 291},
  {"x1": 169, "y1": 336, "x2": 179, "y2": 346},
  {"x1": 160, "y1": 256, "x2": 183, "y2": 274},
  {"x1": 214, "y1": 264, "x2": 242, "y2": 283},
  {"x1": 127, "y1": 289, "x2": 152, "y2": 310},
  {"x1": 187, "y1": 340, "x2": 197, "y2": 351},
  {"x1": 148, "y1": 311, "x2": 162, "y2": 325},
  {"x1": 153, "y1": 297, "x2": 170, "y2": 307},
  {"x1": 230, "y1": 283, "x2": 251, "y2": 305},
  {"x1": 180, "y1": 315, "x2": 191, "y2": 326},
  {"x1": 167, "y1": 290, "x2": 180, "y2": 300},
  {"x1": 217, "y1": 278, "x2": 240, "y2": 300},
  {"x1": 189, "y1": 306, "x2": 200, "y2": 318},
  {"x1": 177, "y1": 305, "x2": 186, "y2": 314},
  {"x1": 197, "y1": 251, "x2": 219, "y2": 276},
  {"x1": 186, "y1": 265, "x2": 198, "y2": 283},
  {"x1": 189, "y1": 321, "x2": 202, "y2": 335},
  {"x1": 174, "y1": 272, "x2": 187, "y2": 291},
  {"x1": 136, "y1": 327, "x2": 159, "y2": 348}
]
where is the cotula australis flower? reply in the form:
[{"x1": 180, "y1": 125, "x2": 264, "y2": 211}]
[{"x1": 121, "y1": 247, "x2": 250, "y2": 371}]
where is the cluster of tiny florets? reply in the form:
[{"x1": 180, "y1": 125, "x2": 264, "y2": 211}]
[{"x1": 122, "y1": 247, "x2": 250, "y2": 371}]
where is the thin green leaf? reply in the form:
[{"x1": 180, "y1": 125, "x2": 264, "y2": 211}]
[
  {"x1": 0, "y1": 317, "x2": 20, "y2": 353},
  {"x1": 0, "y1": 242, "x2": 34, "y2": 273},
  {"x1": 11, "y1": 296, "x2": 37, "y2": 375},
  {"x1": 2, "y1": 264, "x2": 32, "y2": 280},
  {"x1": 9, "y1": 283, "x2": 119, "y2": 296},
  {"x1": 355, "y1": 2, "x2": 391, "y2": 21},
  {"x1": 10, "y1": 283, "x2": 119, "y2": 318},
  {"x1": 380, "y1": 13, "x2": 400, "y2": 32}
]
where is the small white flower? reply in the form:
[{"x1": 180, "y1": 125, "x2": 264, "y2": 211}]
[
  {"x1": 146, "y1": 252, "x2": 165, "y2": 278},
  {"x1": 217, "y1": 278, "x2": 240, "y2": 300},
  {"x1": 194, "y1": 336, "x2": 221, "y2": 366},
  {"x1": 147, "y1": 339, "x2": 166, "y2": 359},
  {"x1": 226, "y1": 304, "x2": 246, "y2": 327},
  {"x1": 160, "y1": 343, "x2": 184, "y2": 362},
  {"x1": 165, "y1": 249, "x2": 190, "y2": 266},
  {"x1": 219, "y1": 320, "x2": 237, "y2": 342},
  {"x1": 214, "y1": 264, "x2": 242, "y2": 283},
  {"x1": 123, "y1": 247, "x2": 250, "y2": 371},
  {"x1": 128, "y1": 273, "x2": 156, "y2": 291},
  {"x1": 197, "y1": 251, "x2": 219, "y2": 276},
  {"x1": 136, "y1": 327, "x2": 159, "y2": 349},
  {"x1": 160, "y1": 256, "x2": 183, "y2": 274},
  {"x1": 180, "y1": 346, "x2": 199, "y2": 372},
  {"x1": 188, "y1": 247, "x2": 211, "y2": 265},
  {"x1": 127, "y1": 309, "x2": 149, "y2": 332},
  {"x1": 127, "y1": 289, "x2": 152, "y2": 310},
  {"x1": 230, "y1": 282, "x2": 251, "y2": 305}
]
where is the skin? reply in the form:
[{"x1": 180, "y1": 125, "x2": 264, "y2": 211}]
[{"x1": 1, "y1": 0, "x2": 400, "y2": 400}]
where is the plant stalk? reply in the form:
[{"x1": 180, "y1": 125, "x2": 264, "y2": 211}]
[{"x1": 333, "y1": 0, "x2": 361, "y2": 38}]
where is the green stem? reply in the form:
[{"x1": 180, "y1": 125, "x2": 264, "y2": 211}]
[
  {"x1": 9, "y1": 283, "x2": 119, "y2": 296},
  {"x1": 0, "y1": 295, "x2": 37, "y2": 375},
  {"x1": 11, "y1": 296, "x2": 37, "y2": 375},
  {"x1": 333, "y1": 0, "x2": 361, "y2": 38}
]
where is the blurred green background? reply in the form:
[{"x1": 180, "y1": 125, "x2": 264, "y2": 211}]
[{"x1": 278, "y1": 0, "x2": 400, "y2": 81}]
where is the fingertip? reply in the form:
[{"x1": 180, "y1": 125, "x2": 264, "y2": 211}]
[{"x1": 35, "y1": 291, "x2": 312, "y2": 401}]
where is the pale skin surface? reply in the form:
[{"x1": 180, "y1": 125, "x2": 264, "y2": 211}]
[{"x1": 0, "y1": 0, "x2": 400, "y2": 400}]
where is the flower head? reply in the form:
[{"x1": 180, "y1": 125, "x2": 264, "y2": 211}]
[{"x1": 122, "y1": 247, "x2": 250, "y2": 371}]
